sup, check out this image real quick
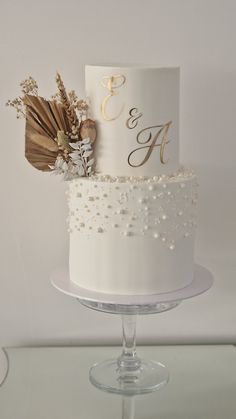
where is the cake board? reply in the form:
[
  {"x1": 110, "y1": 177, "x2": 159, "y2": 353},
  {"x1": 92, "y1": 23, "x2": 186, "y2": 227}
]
[
  {"x1": 51, "y1": 264, "x2": 213, "y2": 313},
  {"x1": 51, "y1": 264, "x2": 213, "y2": 395}
]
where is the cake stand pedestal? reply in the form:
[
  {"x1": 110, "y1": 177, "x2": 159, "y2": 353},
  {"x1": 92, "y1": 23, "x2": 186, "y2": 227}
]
[{"x1": 51, "y1": 264, "x2": 213, "y2": 396}]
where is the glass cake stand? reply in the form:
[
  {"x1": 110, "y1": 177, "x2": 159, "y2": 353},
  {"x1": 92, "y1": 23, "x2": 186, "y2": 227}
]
[{"x1": 51, "y1": 264, "x2": 213, "y2": 396}]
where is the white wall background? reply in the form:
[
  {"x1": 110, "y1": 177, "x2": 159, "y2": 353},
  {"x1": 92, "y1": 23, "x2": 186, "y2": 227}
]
[{"x1": 0, "y1": 0, "x2": 236, "y2": 346}]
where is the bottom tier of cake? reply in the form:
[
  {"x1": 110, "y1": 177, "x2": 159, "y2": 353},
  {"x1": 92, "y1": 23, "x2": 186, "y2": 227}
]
[{"x1": 68, "y1": 169, "x2": 198, "y2": 295}]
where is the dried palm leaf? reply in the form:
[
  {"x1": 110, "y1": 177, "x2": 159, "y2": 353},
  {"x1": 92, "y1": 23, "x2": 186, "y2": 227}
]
[
  {"x1": 25, "y1": 121, "x2": 58, "y2": 171},
  {"x1": 24, "y1": 95, "x2": 70, "y2": 171}
]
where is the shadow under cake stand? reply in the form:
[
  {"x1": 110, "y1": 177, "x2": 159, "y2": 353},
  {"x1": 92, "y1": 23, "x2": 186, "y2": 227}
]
[
  {"x1": 51, "y1": 264, "x2": 213, "y2": 396},
  {"x1": 0, "y1": 349, "x2": 9, "y2": 387}
]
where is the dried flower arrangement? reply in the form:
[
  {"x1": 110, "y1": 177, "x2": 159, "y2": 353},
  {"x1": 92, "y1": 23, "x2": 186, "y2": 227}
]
[{"x1": 6, "y1": 74, "x2": 97, "y2": 180}]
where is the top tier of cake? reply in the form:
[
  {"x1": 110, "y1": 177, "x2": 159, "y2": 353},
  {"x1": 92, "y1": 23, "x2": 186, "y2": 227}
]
[{"x1": 85, "y1": 65, "x2": 179, "y2": 177}]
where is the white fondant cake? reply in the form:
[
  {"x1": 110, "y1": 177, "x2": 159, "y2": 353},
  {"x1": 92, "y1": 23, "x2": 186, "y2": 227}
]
[{"x1": 68, "y1": 65, "x2": 198, "y2": 295}]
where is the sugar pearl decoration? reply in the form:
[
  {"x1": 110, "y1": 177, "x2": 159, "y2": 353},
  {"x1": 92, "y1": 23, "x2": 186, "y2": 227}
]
[
  {"x1": 69, "y1": 169, "x2": 197, "y2": 251},
  {"x1": 124, "y1": 231, "x2": 132, "y2": 237}
]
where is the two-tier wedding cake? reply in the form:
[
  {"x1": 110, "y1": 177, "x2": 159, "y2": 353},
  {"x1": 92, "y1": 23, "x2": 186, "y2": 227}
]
[{"x1": 68, "y1": 65, "x2": 198, "y2": 295}]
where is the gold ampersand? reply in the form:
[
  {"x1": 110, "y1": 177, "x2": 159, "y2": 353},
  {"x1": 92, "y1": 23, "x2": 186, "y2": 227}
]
[
  {"x1": 127, "y1": 121, "x2": 172, "y2": 167},
  {"x1": 101, "y1": 74, "x2": 126, "y2": 121},
  {"x1": 126, "y1": 107, "x2": 143, "y2": 129}
]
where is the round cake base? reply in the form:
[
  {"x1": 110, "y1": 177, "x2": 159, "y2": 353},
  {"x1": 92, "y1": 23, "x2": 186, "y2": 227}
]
[
  {"x1": 51, "y1": 264, "x2": 213, "y2": 311},
  {"x1": 89, "y1": 358, "x2": 169, "y2": 396}
]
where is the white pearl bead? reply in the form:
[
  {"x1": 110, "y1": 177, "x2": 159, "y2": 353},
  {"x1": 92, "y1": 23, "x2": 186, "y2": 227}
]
[
  {"x1": 153, "y1": 232, "x2": 159, "y2": 239},
  {"x1": 124, "y1": 231, "x2": 132, "y2": 236}
]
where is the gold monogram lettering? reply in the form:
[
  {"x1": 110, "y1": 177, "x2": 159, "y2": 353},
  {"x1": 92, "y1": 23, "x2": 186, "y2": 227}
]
[
  {"x1": 126, "y1": 107, "x2": 143, "y2": 129},
  {"x1": 127, "y1": 121, "x2": 172, "y2": 167},
  {"x1": 101, "y1": 74, "x2": 126, "y2": 121}
]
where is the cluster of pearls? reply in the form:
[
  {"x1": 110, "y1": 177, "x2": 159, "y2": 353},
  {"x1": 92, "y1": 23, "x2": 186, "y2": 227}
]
[
  {"x1": 89, "y1": 166, "x2": 194, "y2": 184},
  {"x1": 67, "y1": 169, "x2": 198, "y2": 251}
]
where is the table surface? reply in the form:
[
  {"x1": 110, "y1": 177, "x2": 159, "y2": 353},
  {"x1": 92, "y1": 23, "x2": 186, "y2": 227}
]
[{"x1": 1, "y1": 345, "x2": 236, "y2": 419}]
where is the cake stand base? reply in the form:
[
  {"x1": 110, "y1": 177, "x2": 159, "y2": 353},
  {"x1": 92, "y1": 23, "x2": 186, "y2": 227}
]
[
  {"x1": 90, "y1": 358, "x2": 168, "y2": 395},
  {"x1": 51, "y1": 264, "x2": 213, "y2": 395}
]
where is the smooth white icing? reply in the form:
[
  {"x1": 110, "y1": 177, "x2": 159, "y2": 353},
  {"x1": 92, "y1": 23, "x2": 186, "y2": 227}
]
[
  {"x1": 85, "y1": 65, "x2": 179, "y2": 177},
  {"x1": 68, "y1": 170, "x2": 197, "y2": 295}
]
